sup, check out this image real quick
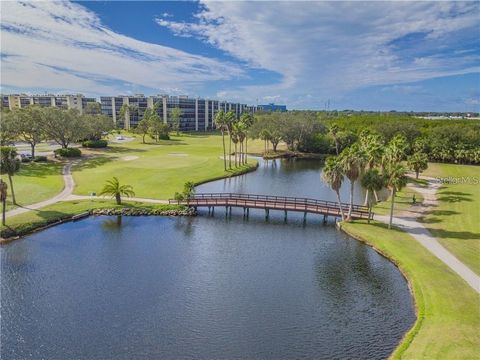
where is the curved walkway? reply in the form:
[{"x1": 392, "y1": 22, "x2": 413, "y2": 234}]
[
  {"x1": 5, "y1": 161, "x2": 76, "y2": 219},
  {"x1": 376, "y1": 176, "x2": 480, "y2": 294}
]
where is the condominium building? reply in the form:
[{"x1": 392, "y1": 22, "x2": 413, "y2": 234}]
[
  {"x1": 258, "y1": 103, "x2": 287, "y2": 112},
  {"x1": 100, "y1": 94, "x2": 251, "y2": 131},
  {"x1": 1, "y1": 94, "x2": 97, "y2": 114}
]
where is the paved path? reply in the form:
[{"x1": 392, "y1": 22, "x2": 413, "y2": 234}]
[
  {"x1": 5, "y1": 162, "x2": 76, "y2": 219},
  {"x1": 376, "y1": 176, "x2": 480, "y2": 294}
]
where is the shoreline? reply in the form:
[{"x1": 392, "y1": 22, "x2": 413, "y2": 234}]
[{"x1": 339, "y1": 222, "x2": 421, "y2": 359}]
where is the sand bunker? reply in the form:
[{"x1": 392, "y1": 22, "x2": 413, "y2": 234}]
[{"x1": 121, "y1": 156, "x2": 139, "y2": 161}]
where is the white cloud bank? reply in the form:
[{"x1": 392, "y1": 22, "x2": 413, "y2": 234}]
[
  {"x1": 157, "y1": 1, "x2": 480, "y2": 107},
  {"x1": 1, "y1": 1, "x2": 243, "y2": 95}
]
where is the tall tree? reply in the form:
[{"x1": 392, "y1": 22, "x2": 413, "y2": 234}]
[
  {"x1": 329, "y1": 124, "x2": 340, "y2": 155},
  {"x1": 240, "y1": 112, "x2": 254, "y2": 164},
  {"x1": 11, "y1": 106, "x2": 44, "y2": 158},
  {"x1": 339, "y1": 144, "x2": 366, "y2": 220},
  {"x1": 0, "y1": 179, "x2": 7, "y2": 225},
  {"x1": 0, "y1": 147, "x2": 20, "y2": 205},
  {"x1": 99, "y1": 177, "x2": 135, "y2": 205},
  {"x1": 361, "y1": 168, "x2": 384, "y2": 223},
  {"x1": 136, "y1": 118, "x2": 150, "y2": 143},
  {"x1": 41, "y1": 108, "x2": 86, "y2": 148},
  {"x1": 384, "y1": 164, "x2": 408, "y2": 229},
  {"x1": 119, "y1": 104, "x2": 138, "y2": 130},
  {"x1": 84, "y1": 102, "x2": 102, "y2": 115},
  {"x1": 0, "y1": 110, "x2": 18, "y2": 146},
  {"x1": 322, "y1": 156, "x2": 346, "y2": 220},
  {"x1": 215, "y1": 110, "x2": 227, "y2": 171},
  {"x1": 170, "y1": 107, "x2": 182, "y2": 136},
  {"x1": 225, "y1": 111, "x2": 236, "y2": 169},
  {"x1": 359, "y1": 131, "x2": 384, "y2": 204},
  {"x1": 407, "y1": 152, "x2": 429, "y2": 179}
]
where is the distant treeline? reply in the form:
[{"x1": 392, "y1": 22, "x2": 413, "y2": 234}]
[{"x1": 249, "y1": 112, "x2": 480, "y2": 164}]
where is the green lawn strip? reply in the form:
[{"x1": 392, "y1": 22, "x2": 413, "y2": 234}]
[
  {"x1": 72, "y1": 134, "x2": 258, "y2": 199},
  {"x1": 373, "y1": 180, "x2": 424, "y2": 216},
  {"x1": 421, "y1": 163, "x2": 480, "y2": 274},
  {"x1": 1, "y1": 161, "x2": 65, "y2": 211},
  {"x1": 342, "y1": 220, "x2": 480, "y2": 359},
  {"x1": 0, "y1": 200, "x2": 185, "y2": 239}
]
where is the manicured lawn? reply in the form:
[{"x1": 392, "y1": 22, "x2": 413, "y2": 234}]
[
  {"x1": 422, "y1": 163, "x2": 480, "y2": 274},
  {"x1": 342, "y1": 221, "x2": 480, "y2": 359},
  {"x1": 72, "y1": 133, "x2": 257, "y2": 199},
  {"x1": 374, "y1": 180, "x2": 424, "y2": 216},
  {"x1": 0, "y1": 199, "x2": 184, "y2": 238},
  {"x1": 1, "y1": 161, "x2": 65, "y2": 211}
]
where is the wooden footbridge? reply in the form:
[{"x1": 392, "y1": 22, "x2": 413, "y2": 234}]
[{"x1": 169, "y1": 193, "x2": 372, "y2": 221}]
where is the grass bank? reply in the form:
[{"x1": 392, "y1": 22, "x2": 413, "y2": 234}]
[
  {"x1": 0, "y1": 200, "x2": 186, "y2": 240},
  {"x1": 422, "y1": 163, "x2": 480, "y2": 274},
  {"x1": 1, "y1": 161, "x2": 65, "y2": 211},
  {"x1": 73, "y1": 133, "x2": 258, "y2": 199},
  {"x1": 342, "y1": 221, "x2": 480, "y2": 359}
]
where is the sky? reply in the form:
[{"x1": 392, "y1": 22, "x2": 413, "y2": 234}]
[{"x1": 1, "y1": 0, "x2": 479, "y2": 112}]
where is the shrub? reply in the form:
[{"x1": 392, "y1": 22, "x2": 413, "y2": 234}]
[
  {"x1": 174, "y1": 192, "x2": 185, "y2": 201},
  {"x1": 33, "y1": 156, "x2": 48, "y2": 162},
  {"x1": 54, "y1": 147, "x2": 82, "y2": 158},
  {"x1": 21, "y1": 157, "x2": 32, "y2": 163},
  {"x1": 82, "y1": 139, "x2": 108, "y2": 148},
  {"x1": 159, "y1": 133, "x2": 170, "y2": 140}
]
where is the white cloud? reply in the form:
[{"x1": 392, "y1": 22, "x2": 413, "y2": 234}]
[
  {"x1": 0, "y1": 1, "x2": 243, "y2": 95},
  {"x1": 158, "y1": 1, "x2": 480, "y2": 107}
]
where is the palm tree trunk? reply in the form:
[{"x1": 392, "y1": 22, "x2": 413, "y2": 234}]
[
  {"x1": 116, "y1": 193, "x2": 121, "y2": 205},
  {"x1": 367, "y1": 194, "x2": 372, "y2": 224},
  {"x1": 234, "y1": 143, "x2": 238, "y2": 167},
  {"x1": 389, "y1": 188, "x2": 396, "y2": 229},
  {"x1": 363, "y1": 189, "x2": 369, "y2": 206},
  {"x1": 348, "y1": 180, "x2": 354, "y2": 220},
  {"x1": 8, "y1": 174, "x2": 16, "y2": 205},
  {"x1": 228, "y1": 133, "x2": 232, "y2": 169},
  {"x1": 245, "y1": 137, "x2": 248, "y2": 164},
  {"x1": 2, "y1": 198, "x2": 6, "y2": 225},
  {"x1": 335, "y1": 190, "x2": 345, "y2": 220},
  {"x1": 221, "y1": 132, "x2": 227, "y2": 171}
]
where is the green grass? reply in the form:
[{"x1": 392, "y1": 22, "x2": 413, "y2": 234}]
[
  {"x1": 72, "y1": 133, "x2": 258, "y2": 199},
  {"x1": 0, "y1": 200, "x2": 184, "y2": 238},
  {"x1": 1, "y1": 161, "x2": 65, "y2": 211},
  {"x1": 342, "y1": 221, "x2": 480, "y2": 359},
  {"x1": 422, "y1": 163, "x2": 480, "y2": 274},
  {"x1": 374, "y1": 181, "x2": 424, "y2": 216}
]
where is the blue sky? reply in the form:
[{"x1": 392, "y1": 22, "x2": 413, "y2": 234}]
[{"x1": 1, "y1": 1, "x2": 479, "y2": 111}]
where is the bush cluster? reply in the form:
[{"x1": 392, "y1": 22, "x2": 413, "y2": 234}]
[
  {"x1": 82, "y1": 139, "x2": 108, "y2": 148},
  {"x1": 54, "y1": 147, "x2": 82, "y2": 158}
]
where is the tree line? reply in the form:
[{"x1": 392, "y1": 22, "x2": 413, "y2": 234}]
[{"x1": 249, "y1": 112, "x2": 480, "y2": 164}]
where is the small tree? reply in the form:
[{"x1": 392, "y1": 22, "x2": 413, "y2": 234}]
[
  {"x1": 329, "y1": 124, "x2": 340, "y2": 155},
  {"x1": 170, "y1": 107, "x2": 182, "y2": 136},
  {"x1": 0, "y1": 147, "x2": 20, "y2": 205},
  {"x1": 322, "y1": 156, "x2": 346, "y2": 220},
  {"x1": 183, "y1": 181, "x2": 196, "y2": 199},
  {"x1": 136, "y1": 118, "x2": 150, "y2": 143},
  {"x1": 99, "y1": 177, "x2": 135, "y2": 205},
  {"x1": 0, "y1": 111, "x2": 18, "y2": 146},
  {"x1": 408, "y1": 152, "x2": 429, "y2": 179}
]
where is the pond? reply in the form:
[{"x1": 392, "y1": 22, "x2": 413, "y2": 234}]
[{"x1": 0, "y1": 158, "x2": 415, "y2": 359}]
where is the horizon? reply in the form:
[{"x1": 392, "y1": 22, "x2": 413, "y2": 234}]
[{"x1": 1, "y1": 1, "x2": 479, "y2": 112}]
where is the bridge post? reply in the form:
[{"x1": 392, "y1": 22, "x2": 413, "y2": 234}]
[
  {"x1": 225, "y1": 206, "x2": 228, "y2": 217},
  {"x1": 211, "y1": 206, "x2": 214, "y2": 216},
  {"x1": 208, "y1": 206, "x2": 211, "y2": 215},
  {"x1": 229, "y1": 206, "x2": 232, "y2": 217},
  {"x1": 303, "y1": 212, "x2": 307, "y2": 224},
  {"x1": 323, "y1": 215, "x2": 327, "y2": 224},
  {"x1": 246, "y1": 208, "x2": 249, "y2": 218},
  {"x1": 284, "y1": 210, "x2": 287, "y2": 222},
  {"x1": 265, "y1": 208, "x2": 269, "y2": 221}
]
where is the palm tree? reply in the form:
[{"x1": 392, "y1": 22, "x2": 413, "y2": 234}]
[
  {"x1": 407, "y1": 152, "x2": 428, "y2": 179},
  {"x1": 119, "y1": 104, "x2": 138, "y2": 130},
  {"x1": 384, "y1": 164, "x2": 408, "y2": 229},
  {"x1": 339, "y1": 144, "x2": 366, "y2": 220},
  {"x1": 240, "y1": 112, "x2": 254, "y2": 164},
  {"x1": 361, "y1": 168, "x2": 384, "y2": 223},
  {"x1": 329, "y1": 124, "x2": 340, "y2": 155},
  {"x1": 99, "y1": 177, "x2": 135, "y2": 205},
  {"x1": 231, "y1": 131, "x2": 239, "y2": 167},
  {"x1": 225, "y1": 111, "x2": 236, "y2": 169},
  {"x1": 0, "y1": 179, "x2": 7, "y2": 225},
  {"x1": 322, "y1": 156, "x2": 346, "y2": 220},
  {"x1": 382, "y1": 134, "x2": 407, "y2": 170},
  {"x1": 215, "y1": 110, "x2": 227, "y2": 171},
  {"x1": 359, "y1": 131, "x2": 384, "y2": 204},
  {"x1": 0, "y1": 147, "x2": 20, "y2": 205},
  {"x1": 260, "y1": 129, "x2": 271, "y2": 154}
]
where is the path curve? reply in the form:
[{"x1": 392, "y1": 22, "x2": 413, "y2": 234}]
[
  {"x1": 5, "y1": 161, "x2": 76, "y2": 219},
  {"x1": 376, "y1": 176, "x2": 480, "y2": 294}
]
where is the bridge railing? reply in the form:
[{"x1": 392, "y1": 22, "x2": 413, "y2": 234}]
[{"x1": 189, "y1": 193, "x2": 368, "y2": 212}]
